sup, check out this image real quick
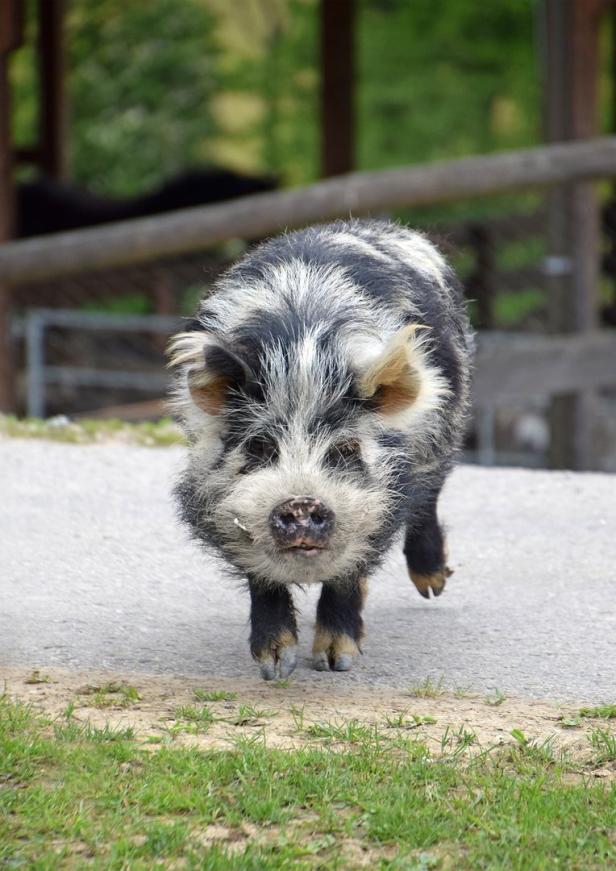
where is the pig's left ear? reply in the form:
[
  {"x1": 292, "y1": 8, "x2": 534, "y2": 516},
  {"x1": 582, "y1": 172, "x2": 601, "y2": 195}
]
[
  {"x1": 357, "y1": 324, "x2": 449, "y2": 417},
  {"x1": 167, "y1": 331, "x2": 253, "y2": 415}
]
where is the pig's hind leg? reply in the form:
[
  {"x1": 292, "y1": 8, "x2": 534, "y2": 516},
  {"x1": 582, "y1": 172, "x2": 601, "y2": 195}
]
[
  {"x1": 249, "y1": 581, "x2": 298, "y2": 680},
  {"x1": 312, "y1": 578, "x2": 367, "y2": 672},
  {"x1": 404, "y1": 491, "x2": 452, "y2": 599}
]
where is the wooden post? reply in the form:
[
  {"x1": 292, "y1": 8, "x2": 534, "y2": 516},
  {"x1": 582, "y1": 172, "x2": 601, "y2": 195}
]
[
  {"x1": 468, "y1": 224, "x2": 495, "y2": 329},
  {"x1": 37, "y1": 0, "x2": 67, "y2": 179},
  {"x1": 320, "y1": 0, "x2": 355, "y2": 177},
  {"x1": 0, "y1": 0, "x2": 23, "y2": 412},
  {"x1": 542, "y1": 0, "x2": 604, "y2": 469}
]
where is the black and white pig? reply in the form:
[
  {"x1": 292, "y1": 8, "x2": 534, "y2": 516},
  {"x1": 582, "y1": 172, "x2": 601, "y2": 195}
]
[{"x1": 168, "y1": 220, "x2": 472, "y2": 680}]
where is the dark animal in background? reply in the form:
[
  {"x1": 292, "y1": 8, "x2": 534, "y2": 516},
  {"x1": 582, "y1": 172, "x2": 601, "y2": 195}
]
[
  {"x1": 168, "y1": 220, "x2": 472, "y2": 680},
  {"x1": 17, "y1": 168, "x2": 276, "y2": 238}
]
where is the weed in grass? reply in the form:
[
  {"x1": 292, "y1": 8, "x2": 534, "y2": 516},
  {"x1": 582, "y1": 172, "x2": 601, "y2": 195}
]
[
  {"x1": 384, "y1": 712, "x2": 437, "y2": 730},
  {"x1": 78, "y1": 682, "x2": 141, "y2": 709},
  {"x1": 455, "y1": 726, "x2": 477, "y2": 750},
  {"x1": 511, "y1": 728, "x2": 530, "y2": 747},
  {"x1": 24, "y1": 669, "x2": 50, "y2": 685},
  {"x1": 485, "y1": 688, "x2": 507, "y2": 707},
  {"x1": 228, "y1": 730, "x2": 267, "y2": 751},
  {"x1": 305, "y1": 719, "x2": 379, "y2": 745},
  {"x1": 579, "y1": 704, "x2": 616, "y2": 720},
  {"x1": 229, "y1": 704, "x2": 277, "y2": 726},
  {"x1": 193, "y1": 689, "x2": 237, "y2": 703},
  {"x1": 453, "y1": 685, "x2": 472, "y2": 699},
  {"x1": 53, "y1": 720, "x2": 135, "y2": 742},
  {"x1": 63, "y1": 701, "x2": 76, "y2": 720},
  {"x1": 588, "y1": 727, "x2": 616, "y2": 764},
  {"x1": 290, "y1": 705, "x2": 306, "y2": 733},
  {"x1": 408, "y1": 675, "x2": 445, "y2": 698},
  {"x1": 558, "y1": 715, "x2": 582, "y2": 729},
  {"x1": 509, "y1": 729, "x2": 557, "y2": 767},
  {"x1": 170, "y1": 705, "x2": 215, "y2": 734},
  {"x1": 440, "y1": 725, "x2": 477, "y2": 757}
]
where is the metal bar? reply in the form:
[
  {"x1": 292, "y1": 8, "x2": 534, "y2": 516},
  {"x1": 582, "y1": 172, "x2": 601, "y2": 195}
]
[
  {"x1": 476, "y1": 407, "x2": 496, "y2": 467},
  {"x1": 25, "y1": 310, "x2": 46, "y2": 418},
  {"x1": 42, "y1": 366, "x2": 169, "y2": 391},
  {"x1": 26, "y1": 308, "x2": 183, "y2": 333}
]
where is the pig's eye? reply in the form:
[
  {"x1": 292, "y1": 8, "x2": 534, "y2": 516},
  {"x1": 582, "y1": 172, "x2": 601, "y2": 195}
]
[
  {"x1": 325, "y1": 440, "x2": 362, "y2": 471},
  {"x1": 240, "y1": 435, "x2": 278, "y2": 472}
]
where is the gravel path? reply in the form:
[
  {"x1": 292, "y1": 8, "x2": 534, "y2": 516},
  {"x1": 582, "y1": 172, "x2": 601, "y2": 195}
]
[{"x1": 1, "y1": 440, "x2": 614, "y2": 703}]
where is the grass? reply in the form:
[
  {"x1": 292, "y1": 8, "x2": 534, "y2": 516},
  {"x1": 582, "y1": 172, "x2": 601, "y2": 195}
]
[
  {"x1": 408, "y1": 675, "x2": 446, "y2": 699},
  {"x1": 168, "y1": 704, "x2": 216, "y2": 736},
  {"x1": 227, "y1": 704, "x2": 277, "y2": 727},
  {"x1": 0, "y1": 414, "x2": 184, "y2": 446},
  {"x1": 485, "y1": 689, "x2": 507, "y2": 707},
  {"x1": 588, "y1": 728, "x2": 616, "y2": 764},
  {"x1": 580, "y1": 704, "x2": 616, "y2": 720},
  {"x1": 24, "y1": 669, "x2": 50, "y2": 685},
  {"x1": 77, "y1": 682, "x2": 141, "y2": 709},
  {"x1": 1, "y1": 695, "x2": 615, "y2": 869},
  {"x1": 193, "y1": 689, "x2": 238, "y2": 703}
]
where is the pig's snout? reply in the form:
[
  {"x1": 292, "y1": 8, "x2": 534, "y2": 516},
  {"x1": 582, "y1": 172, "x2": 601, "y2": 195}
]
[{"x1": 269, "y1": 496, "x2": 335, "y2": 552}]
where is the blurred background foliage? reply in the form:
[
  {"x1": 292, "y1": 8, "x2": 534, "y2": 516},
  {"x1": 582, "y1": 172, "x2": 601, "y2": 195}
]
[{"x1": 11, "y1": 0, "x2": 544, "y2": 194}]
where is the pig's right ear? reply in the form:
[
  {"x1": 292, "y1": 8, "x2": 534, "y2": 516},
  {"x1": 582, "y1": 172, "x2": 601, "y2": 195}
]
[{"x1": 167, "y1": 332, "x2": 253, "y2": 415}]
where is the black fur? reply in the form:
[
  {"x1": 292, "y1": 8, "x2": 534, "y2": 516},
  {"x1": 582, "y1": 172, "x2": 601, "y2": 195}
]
[
  {"x1": 316, "y1": 581, "x2": 365, "y2": 646},
  {"x1": 403, "y1": 491, "x2": 447, "y2": 577},
  {"x1": 171, "y1": 219, "x2": 472, "y2": 679},
  {"x1": 248, "y1": 581, "x2": 297, "y2": 660}
]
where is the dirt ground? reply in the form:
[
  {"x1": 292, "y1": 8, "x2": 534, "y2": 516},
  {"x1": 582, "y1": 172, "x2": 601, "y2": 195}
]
[{"x1": 3, "y1": 666, "x2": 613, "y2": 773}]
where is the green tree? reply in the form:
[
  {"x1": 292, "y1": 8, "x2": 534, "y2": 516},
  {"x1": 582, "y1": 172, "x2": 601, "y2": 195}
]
[{"x1": 67, "y1": 0, "x2": 220, "y2": 195}]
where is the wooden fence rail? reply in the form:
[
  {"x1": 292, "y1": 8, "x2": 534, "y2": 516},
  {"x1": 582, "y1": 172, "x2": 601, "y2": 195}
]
[{"x1": 2, "y1": 137, "x2": 616, "y2": 285}]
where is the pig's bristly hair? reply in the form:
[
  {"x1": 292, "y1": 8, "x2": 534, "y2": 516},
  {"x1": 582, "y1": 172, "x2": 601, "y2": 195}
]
[{"x1": 168, "y1": 219, "x2": 472, "y2": 586}]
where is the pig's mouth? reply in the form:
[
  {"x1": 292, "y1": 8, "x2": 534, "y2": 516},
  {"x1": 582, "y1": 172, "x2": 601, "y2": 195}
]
[{"x1": 282, "y1": 541, "x2": 328, "y2": 558}]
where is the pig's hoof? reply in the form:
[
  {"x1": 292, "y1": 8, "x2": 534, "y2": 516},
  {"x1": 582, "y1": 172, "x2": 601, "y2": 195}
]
[
  {"x1": 254, "y1": 630, "x2": 298, "y2": 681},
  {"x1": 312, "y1": 628, "x2": 360, "y2": 672},
  {"x1": 410, "y1": 566, "x2": 453, "y2": 600}
]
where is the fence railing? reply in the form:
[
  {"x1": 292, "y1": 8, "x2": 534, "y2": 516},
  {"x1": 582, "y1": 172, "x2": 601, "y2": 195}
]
[
  {"x1": 2, "y1": 136, "x2": 616, "y2": 468},
  {"x1": 1, "y1": 138, "x2": 616, "y2": 284}
]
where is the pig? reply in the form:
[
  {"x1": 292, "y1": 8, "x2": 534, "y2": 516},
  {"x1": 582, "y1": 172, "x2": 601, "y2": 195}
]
[{"x1": 168, "y1": 219, "x2": 472, "y2": 680}]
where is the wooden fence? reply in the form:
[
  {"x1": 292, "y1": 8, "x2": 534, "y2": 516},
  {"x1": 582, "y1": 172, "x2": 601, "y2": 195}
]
[{"x1": 2, "y1": 136, "x2": 616, "y2": 468}]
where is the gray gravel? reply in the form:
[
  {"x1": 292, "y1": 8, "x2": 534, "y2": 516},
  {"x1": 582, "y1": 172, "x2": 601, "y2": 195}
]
[{"x1": 1, "y1": 439, "x2": 614, "y2": 703}]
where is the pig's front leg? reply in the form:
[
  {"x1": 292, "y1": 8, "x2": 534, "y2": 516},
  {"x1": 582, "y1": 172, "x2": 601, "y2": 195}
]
[
  {"x1": 404, "y1": 494, "x2": 452, "y2": 599},
  {"x1": 312, "y1": 578, "x2": 367, "y2": 672},
  {"x1": 249, "y1": 580, "x2": 298, "y2": 680}
]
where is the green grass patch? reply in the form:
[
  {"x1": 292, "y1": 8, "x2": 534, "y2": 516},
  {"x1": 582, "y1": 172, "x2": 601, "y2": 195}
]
[
  {"x1": 485, "y1": 689, "x2": 507, "y2": 707},
  {"x1": 227, "y1": 704, "x2": 277, "y2": 727},
  {"x1": 1, "y1": 695, "x2": 614, "y2": 869},
  {"x1": 580, "y1": 704, "x2": 616, "y2": 720},
  {"x1": 77, "y1": 682, "x2": 141, "y2": 709},
  {"x1": 168, "y1": 704, "x2": 216, "y2": 736},
  {"x1": 0, "y1": 414, "x2": 184, "y2": 446},
  {"x1": 193, "y1": 689, "x2": 238, "y2": 703},
  {"x1": 408, "y1": 675, "x2": 446, "y2": 699},
  {"x1": 24, "y1": 669, "x2": 51, "y2": 685}
]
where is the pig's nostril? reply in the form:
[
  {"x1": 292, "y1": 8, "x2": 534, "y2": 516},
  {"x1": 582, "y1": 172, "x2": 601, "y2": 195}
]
[{"x1": 269, "y1": 496, "x2": 335, "y2": 544}]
